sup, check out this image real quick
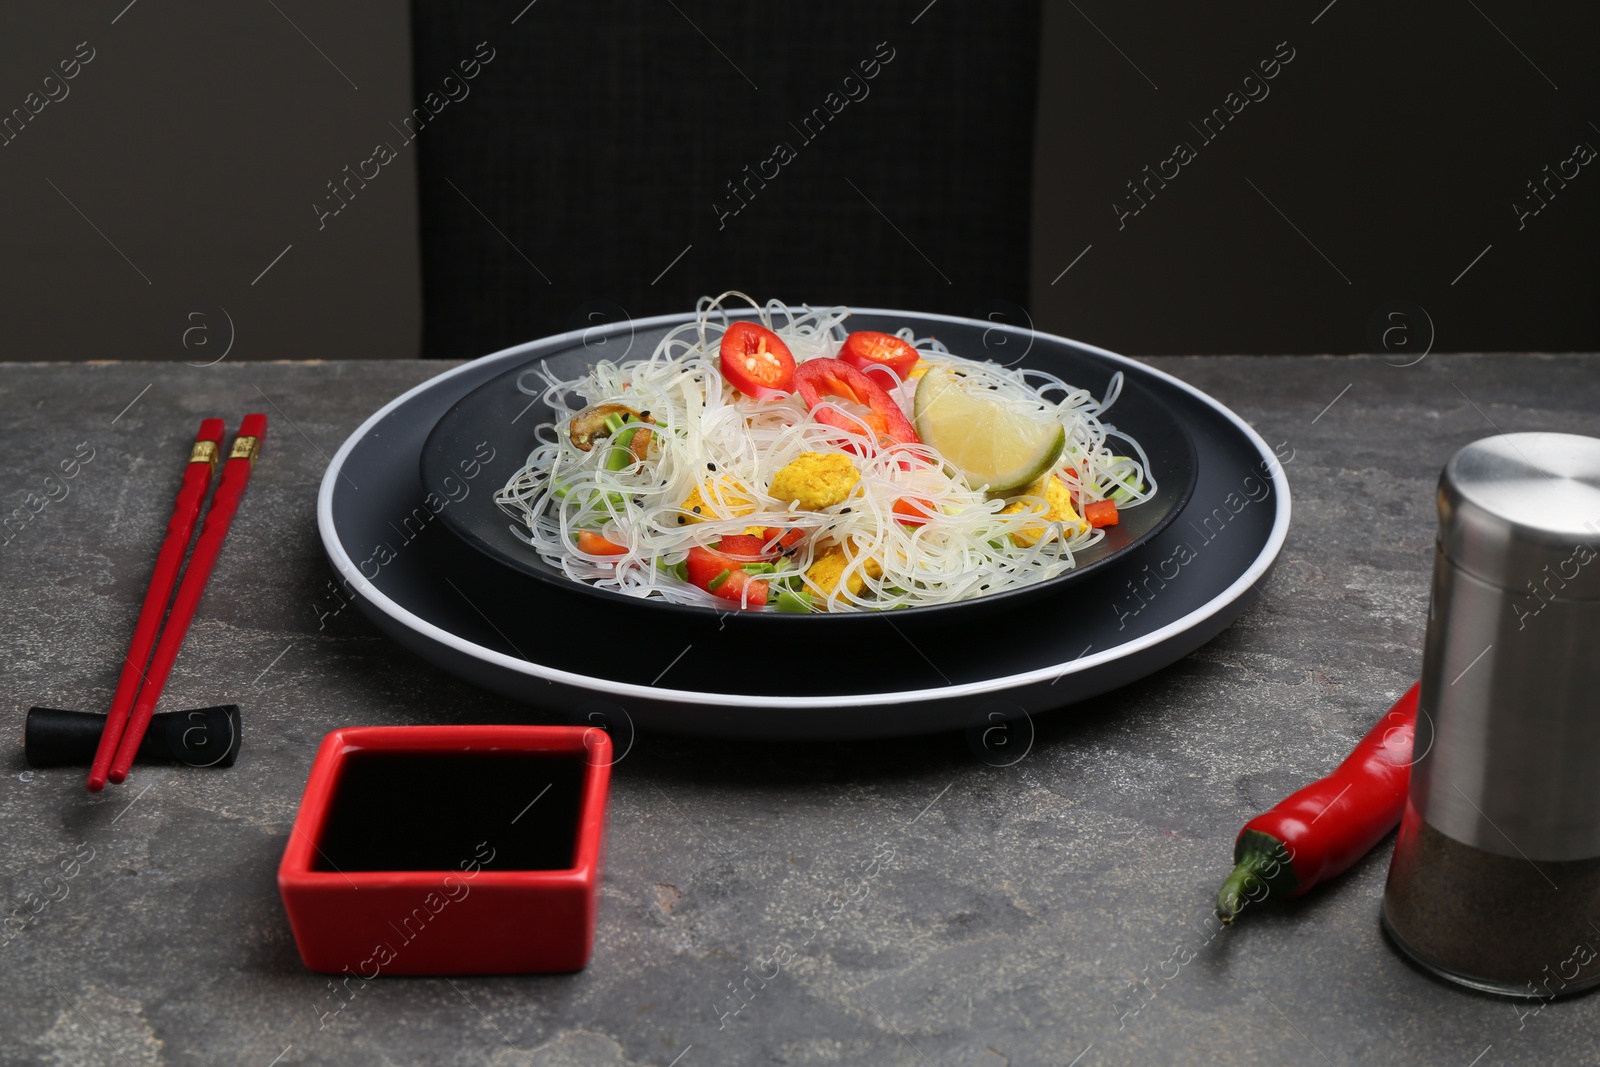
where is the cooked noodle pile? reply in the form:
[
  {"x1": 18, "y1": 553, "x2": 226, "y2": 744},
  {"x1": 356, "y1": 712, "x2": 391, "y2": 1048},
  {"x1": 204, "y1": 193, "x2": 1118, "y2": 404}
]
[{"x1": 495, "y1": 294, "x2": 1154, "y2": 611}]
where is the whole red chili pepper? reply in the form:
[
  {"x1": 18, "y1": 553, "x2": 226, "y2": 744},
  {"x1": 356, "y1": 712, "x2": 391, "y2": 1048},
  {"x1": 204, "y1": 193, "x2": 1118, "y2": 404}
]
[{"x1": 1216, "y1": 682, "x2": 1419, "y2": 923}]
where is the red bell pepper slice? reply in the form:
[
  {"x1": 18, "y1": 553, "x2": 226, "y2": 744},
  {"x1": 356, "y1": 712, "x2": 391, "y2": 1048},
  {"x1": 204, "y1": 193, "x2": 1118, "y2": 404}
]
[
  {"x1": 714, "y1": 530, "x2": 804, "y2": 562},
  {"x1": 760, "y1": 526, "x2": 805, "y2": 555},
  {"x1": 1084, "y1": 500, "x2": 1118, "y2": 528},
  {"x1": 686, "y1": 545, "x2": 769, "y2": 606},
  {"x1": 892, "y1": 497, "x2": 937, "y2": 527},
  {"x1": 715, "y1": 534, "x2": 770, "y2": 560},
  {"x1": 576, "y1": 530, "x2": 628, "y2": 556}
]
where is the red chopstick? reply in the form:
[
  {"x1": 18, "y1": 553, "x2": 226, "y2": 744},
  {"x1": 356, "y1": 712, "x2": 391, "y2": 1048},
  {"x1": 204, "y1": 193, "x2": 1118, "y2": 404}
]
[
  {"x1": 87, "y1": 419, "x2": 227, "y2": 792},
  {"x1": 105, "y1": 413, "x2": 268, "y2": 785}
]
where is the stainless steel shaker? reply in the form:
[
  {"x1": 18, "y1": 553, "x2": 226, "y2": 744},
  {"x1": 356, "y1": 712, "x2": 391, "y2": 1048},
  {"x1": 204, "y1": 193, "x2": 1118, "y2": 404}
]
[{"x1": 1383, "y1": 432, "x2": 1600, "y2": 997}]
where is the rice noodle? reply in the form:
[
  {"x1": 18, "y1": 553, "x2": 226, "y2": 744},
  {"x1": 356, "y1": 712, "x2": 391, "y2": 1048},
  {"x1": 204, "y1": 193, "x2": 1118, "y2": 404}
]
[{"x1": 494, "y1": 292, "x2": 1155, "y2": 612}]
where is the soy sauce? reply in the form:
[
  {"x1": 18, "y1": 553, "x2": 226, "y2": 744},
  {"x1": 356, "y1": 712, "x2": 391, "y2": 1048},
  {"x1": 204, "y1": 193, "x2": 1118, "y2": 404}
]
[{"x1": 313, "y1": 751, "x2": 587, "y2": 872}]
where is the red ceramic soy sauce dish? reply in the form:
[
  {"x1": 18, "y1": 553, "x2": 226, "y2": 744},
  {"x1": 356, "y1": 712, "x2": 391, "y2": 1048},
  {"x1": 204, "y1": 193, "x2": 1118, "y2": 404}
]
[{"x1": 278, "y1": 724, "x2": 611, "y2": 975}]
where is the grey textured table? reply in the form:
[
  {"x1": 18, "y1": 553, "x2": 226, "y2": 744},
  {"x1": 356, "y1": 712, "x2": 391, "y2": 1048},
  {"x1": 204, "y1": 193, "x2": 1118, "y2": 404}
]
[{"x1": 2, "y1": 355, "x2": 1596, "y2": 1066}]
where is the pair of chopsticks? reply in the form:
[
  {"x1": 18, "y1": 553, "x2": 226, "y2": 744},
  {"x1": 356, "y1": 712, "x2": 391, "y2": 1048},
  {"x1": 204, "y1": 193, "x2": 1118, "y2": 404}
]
[{"x1": 86, "y1": 414, "x2": 267, "y2": 792}]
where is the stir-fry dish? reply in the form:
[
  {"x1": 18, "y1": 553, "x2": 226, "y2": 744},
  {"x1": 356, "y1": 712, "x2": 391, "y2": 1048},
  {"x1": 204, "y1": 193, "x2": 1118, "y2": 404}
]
[{"x1": 495, "y1": 293, "x2": 1154, "y2": 613}]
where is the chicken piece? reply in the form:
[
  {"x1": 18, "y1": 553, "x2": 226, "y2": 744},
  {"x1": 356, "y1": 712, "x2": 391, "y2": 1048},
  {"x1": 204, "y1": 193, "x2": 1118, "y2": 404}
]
[
  {"x1": 769, "y1": 452, "x2": 860, "y2": 511},
  {"x1": 677, "y1": 481, "x2": 756, "y2": 525},
  {"x1": 999, "y1": 474, "x2": 1086, "y2": 546},
  {"x1": 805, "y1": 545, "x2": 884, "y2": 605}
]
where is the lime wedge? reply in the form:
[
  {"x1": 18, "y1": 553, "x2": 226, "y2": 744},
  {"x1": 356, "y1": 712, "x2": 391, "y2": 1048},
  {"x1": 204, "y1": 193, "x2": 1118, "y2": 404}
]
[{"x1": 913, "y1": 369, "x2": 1066, "y2": 494}]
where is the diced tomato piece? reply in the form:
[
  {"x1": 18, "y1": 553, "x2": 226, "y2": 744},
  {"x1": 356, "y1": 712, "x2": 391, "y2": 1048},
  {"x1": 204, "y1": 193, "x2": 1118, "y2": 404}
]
[
  {"x1": 793, "y1": 358, "x2": 920, "y2": 447},
  {"x1": 1085, "y1": 499, "x2": 1119, "y2": 528},
  {"x1": 685, "y1": 545, "x2": 769, "y2": 606},
  {"x1": 576, "y1": 530, "x2": 628, "y2": 555},
  {"x1": 892, "y1": 497, "x2": 937, "y2": 527},
  {"x1": 716, "y1": 534, "x2": 769, "y2": 560},
  {"x1": 719, "y1": 321, "x2": 796, "y2": 400},
  {"x1": 839, "y1": 331, "x2": 920, "y2": 385}
]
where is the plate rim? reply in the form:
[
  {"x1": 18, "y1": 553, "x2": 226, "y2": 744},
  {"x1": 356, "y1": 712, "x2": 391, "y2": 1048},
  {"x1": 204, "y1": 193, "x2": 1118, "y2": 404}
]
[{"x1": 317, "y1": 308, "x2": 1291, "y2": 710}]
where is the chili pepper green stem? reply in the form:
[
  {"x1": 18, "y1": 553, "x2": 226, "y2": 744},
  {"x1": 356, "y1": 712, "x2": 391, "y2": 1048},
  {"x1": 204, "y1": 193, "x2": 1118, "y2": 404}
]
[{"x1": 1216, "y1": 829, "x2": 1299, "y2": 925}]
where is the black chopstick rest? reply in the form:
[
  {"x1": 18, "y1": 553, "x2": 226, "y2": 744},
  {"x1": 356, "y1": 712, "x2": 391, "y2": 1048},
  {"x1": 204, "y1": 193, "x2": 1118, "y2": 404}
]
[{"x1": 25, "y1": 705, "x2": 241, "y2": 768}]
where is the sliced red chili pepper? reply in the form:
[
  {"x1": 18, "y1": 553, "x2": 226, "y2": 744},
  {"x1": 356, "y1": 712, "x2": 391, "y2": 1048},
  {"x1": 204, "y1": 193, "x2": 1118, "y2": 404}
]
[
  {"x1": 1084, "y1": 499, "x2": 1119, "y2": 528},
  {"x1": 719, "y1": 321, "x2": 796, "y2": 400},
  {"x1": 793, "y1": 358, "x2": 920, "y2": 447},
  {"x1": 576, "y1": 530, "x2": 628, "y2": 556},
  {"x1": 892, "y1": 497, "x2": 937, "y2": 527},
  {"x1": 685, "y1": 545, "x2": 769, "y2": 606},
  {"x1": 1216, "y1": 683, "x2": 1419, "y2": 923},
  {"x1": 839, "y1": 331, "x2": 920, "y2": 385}
]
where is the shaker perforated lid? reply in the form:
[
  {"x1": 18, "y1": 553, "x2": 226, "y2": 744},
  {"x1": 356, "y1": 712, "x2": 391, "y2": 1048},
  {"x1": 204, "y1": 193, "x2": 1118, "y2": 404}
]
[{"x1": 1439, "y1": 432, "x2": 1600, "y2": 599}]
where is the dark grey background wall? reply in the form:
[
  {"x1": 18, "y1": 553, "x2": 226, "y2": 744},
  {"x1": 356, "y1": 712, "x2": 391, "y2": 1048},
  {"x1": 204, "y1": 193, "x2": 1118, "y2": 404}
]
[
  {"x1": 1031, "y1": 0, "x2": 1600, "y2": 355},
  {"x1": 0, "y1": 0, "x2": 419, "y2": 362},
  {"x1": 409, "y1": 1, "x2": 1041, "y2": 361},
  {"x1": 1, "y1": 2, "x2": 1595, "y2": 362}
]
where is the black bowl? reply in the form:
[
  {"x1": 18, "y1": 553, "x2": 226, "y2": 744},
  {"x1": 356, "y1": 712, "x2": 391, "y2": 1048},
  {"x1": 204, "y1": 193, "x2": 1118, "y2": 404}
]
[{"x1": 419, "y1": 308, "x2": 1197, "y2": 628}]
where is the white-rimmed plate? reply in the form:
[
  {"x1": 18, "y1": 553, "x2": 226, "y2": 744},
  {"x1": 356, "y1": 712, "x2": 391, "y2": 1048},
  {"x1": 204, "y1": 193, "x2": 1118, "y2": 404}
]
[{"x1": 316, "y1": 309, "x2": 1289, "y2": 739}]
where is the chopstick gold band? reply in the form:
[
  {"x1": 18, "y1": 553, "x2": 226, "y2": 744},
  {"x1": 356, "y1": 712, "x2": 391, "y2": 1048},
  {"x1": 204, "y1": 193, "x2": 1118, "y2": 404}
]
[
  {"x1": 230, "y1": 436, "x2": 260, "y2": 464},
  {"x1": 189, "y1": 440, "x2": 219, "y2": 470}
]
